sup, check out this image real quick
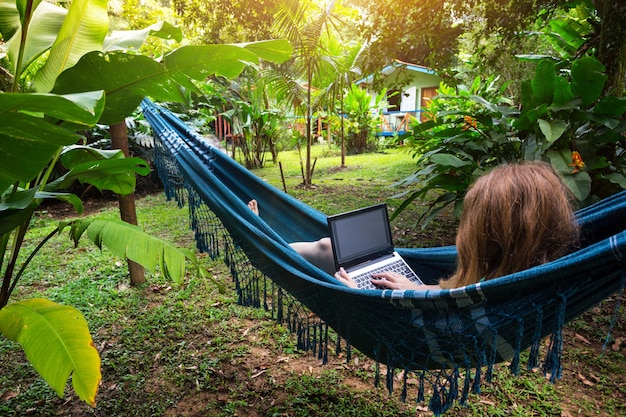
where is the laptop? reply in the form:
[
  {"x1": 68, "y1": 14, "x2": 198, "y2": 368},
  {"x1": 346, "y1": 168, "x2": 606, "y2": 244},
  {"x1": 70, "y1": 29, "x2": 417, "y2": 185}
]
[{"x1": 327, "y1": 203, "x2": 423, "y2": 290}]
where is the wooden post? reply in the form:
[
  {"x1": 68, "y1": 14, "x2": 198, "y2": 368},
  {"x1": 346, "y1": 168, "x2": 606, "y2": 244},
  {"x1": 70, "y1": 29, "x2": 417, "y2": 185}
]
[
  {"x1": 110, "y1": 121, "x2": 146, "y2": 285},
  {"x1": 279, "y1": 162, "x2": 288, "y2": 193}
]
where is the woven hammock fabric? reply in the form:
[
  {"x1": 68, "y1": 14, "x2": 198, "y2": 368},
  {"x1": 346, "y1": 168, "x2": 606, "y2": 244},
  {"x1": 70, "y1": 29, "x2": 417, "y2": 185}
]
[{"x1": 142, "y1": 99, "x2": 626, "y2": 414}]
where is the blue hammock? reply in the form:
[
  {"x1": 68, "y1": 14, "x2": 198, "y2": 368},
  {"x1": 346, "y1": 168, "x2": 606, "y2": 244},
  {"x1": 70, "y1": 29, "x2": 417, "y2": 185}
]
[{"x1": 142, "y1": 99, "x2": 626, "y2": 415}]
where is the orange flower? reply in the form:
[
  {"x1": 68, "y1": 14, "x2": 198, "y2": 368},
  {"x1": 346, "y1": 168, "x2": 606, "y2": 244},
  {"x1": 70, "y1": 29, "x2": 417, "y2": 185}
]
[
  {"x1": 569, "y1": 151, "x2": 585, "y2": 173},
  {"x1": 462, "y1": 115, "x2": 478, "y2": 131}
]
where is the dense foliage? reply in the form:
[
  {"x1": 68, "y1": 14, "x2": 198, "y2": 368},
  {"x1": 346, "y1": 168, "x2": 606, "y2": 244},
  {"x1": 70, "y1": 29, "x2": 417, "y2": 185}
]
[
  {"x1": 395, "y1": 56, "x2": 626, "y2": 226},
  {"x1": 347, "y1": 0, "x2": 625, "y2": 93},
  {"x1": 171, "y1": 0, "x2": 279, "y2": 44},
  {"x1": 163, "y1": 0, "x2": 625, "y2": 188}
]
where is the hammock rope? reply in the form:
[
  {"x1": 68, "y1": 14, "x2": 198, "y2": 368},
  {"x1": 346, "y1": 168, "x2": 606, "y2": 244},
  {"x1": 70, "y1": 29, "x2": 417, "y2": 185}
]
[{"x1": 142, "y1": 99, "x2": 626, "y2": 415}]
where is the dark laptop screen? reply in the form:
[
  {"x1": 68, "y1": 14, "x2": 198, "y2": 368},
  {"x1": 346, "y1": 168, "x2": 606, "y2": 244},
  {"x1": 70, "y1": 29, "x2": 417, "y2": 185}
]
[{"x1": 328, "y1": 204, "x2": 394, "y2": 267}]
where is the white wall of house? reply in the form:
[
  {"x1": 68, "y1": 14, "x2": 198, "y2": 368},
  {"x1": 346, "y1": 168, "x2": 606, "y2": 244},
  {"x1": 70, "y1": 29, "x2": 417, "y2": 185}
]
[{"x1": 400, "y1": 86, "x2": 417, "y2": 112}]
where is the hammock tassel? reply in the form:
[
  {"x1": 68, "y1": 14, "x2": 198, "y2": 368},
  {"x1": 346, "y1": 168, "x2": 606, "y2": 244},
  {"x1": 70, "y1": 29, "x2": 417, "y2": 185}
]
[
  {"x1": 509, "y1": 318, "x2": 524, "y2": 375},
  {"x1": 400, "y1": 369, "x2": 408, "y2": 402},
  {"x1": 527, "y1": 306, "x2": 543, "y2": 370},
  {"x1": 602, "y1": 272, "x2": 626, "y2": 351},
  {"x1": 417, "y1": 370, "x2": 426, "y2": 403},
  {"x1": 429, "y1": 383, "x2": 442, "y2": 416},
  {"x1": 386, "y1": 365, "x2": 395, "y2": 396},
  {"x1": 460, "y1": 363, "x2": 471, "y2": 405},
  {"x1": 543, "y1": 293, "x2": 567, "y2": 382},
  {"x1": 486, "y1": 329, "x2": 498, "y2": 383},
  {"x1": 373, "y1": 343, "x2": 381, "y2": 388}
]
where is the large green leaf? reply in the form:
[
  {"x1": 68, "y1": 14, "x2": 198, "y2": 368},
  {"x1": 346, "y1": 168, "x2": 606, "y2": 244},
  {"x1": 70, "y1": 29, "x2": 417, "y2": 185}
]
[
  {"x1": 34, "y1": 0, "x2": 109, "y2": 93},
  {"x1": 0, "y1": 298, "x2": 101, "y2": 406},
  {"x1": 548, "y1": 18, "x2": 587, "y2": 56},
  {"x1": 560, "y1": 170, "x2": 591, "y2": 201},
  {"x1": 0, "y1": 204, "x2": 36, "y2": 235},
  {"x1": 0, "y1": 0, "x2": 21, "y2": 41},
  {"x1": 0, "y1": 90, "x2": 104, "y2": 123},
  {"x1": 162, "y1": 44, "x2": 264, "y2": 84},
  {"x1": 594, "y1": 96, "x2": 626, "y2": 118},
  {"x1": 571, "y1": 57, "x2": 607, "y2": 106},
  {"x1": 0, "y1": 187, "x2": 37, "y2": 210},
  {"x1": 607, "y1": 173, "x2": 626, "y2": 189},
  {"x1": 538, "y1": 119, "x2": 568, "y2": 145},
  {"x1": 60, "y1": 145, "x2": 125, "y2": 167},
  {"x1": 54, "y1": 157, "x2": 150, "y2": 195},
  {"x1": 5, "y1": 1, "x2": 67, "y2": 78},
  {"x1": 552, "y1": 76, "x2": 574, "y2": 107},
  {"x1": 103, "y1": 21, "x2": 183, "y2": 52},
  {"x1": 52, "y1": 51, "x2": 189, "y2": 124},
  {"x1": 0, "y1": 123, "x2": 67, "y2": 185},
  {"x1": 238, "y1": 39, "x2": 293, "y2": 64},
  {"x1": 68, "y1": 219, "x2": 190, "y2": 285},
  {"x1": 65, "y1": 219, "x2": 224, "y2": 290},
  {"x1": 53, "y1": 40, "x2": 293, "y2": 124},
  {"x1": 429, "y1": 153, "x2": 472, "y2": 168},
  {"x1": 0, "y1": 91, "x2": 105, "y2": 185},
  {"x1": 531, "y1": 60, "x2": 556, "y2": 106},
  {"x1": 1, "y1": 186, "x2": 82, "y2": 216},
  {"x1": 35, "y1": 191, "x2": 83, "y2": 213}
]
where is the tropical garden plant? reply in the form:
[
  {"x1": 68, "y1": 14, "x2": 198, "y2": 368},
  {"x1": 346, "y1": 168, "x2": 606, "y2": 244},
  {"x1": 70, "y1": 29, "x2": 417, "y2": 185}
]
[
  {"x1": 0, "y1": 0, "x2": 291, "y2": 407},
  {"x1": 517, "y1": 57, "x2": 626, "y2": 201},
  {"x1": 391, "y1": 75, "x2": 519, "y2": 226},
  {"x1": 215, "y1": 72, "x2": 287, "y2": 168},
  {"x1": 341, "y1": 83, "x2": 385, "y2": 154},
  {"x1": 318, "y1": 38, "x2": 367, "y2": 166}
]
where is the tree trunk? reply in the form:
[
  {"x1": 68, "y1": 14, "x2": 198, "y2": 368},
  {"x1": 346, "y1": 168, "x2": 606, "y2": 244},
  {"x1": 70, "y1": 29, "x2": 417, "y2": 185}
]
[
  {"x1": 304, "y1": 62, "x2": 313, "y2": 187},
  {"x1": 340, "y1": 78, "x2": 346, "y2": 167},
  {"x1": 110, "y1": 121, "x2": 146, "y2": 285},
  {"x1": 597, "y1": 0, "x2": 626, "y2": 97}
]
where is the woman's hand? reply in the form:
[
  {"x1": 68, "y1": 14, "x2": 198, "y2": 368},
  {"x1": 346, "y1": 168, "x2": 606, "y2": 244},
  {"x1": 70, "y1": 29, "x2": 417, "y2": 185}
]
[
  {"x1": 334, "y1": 267, "x2": 358, "y2": 288},
  {"x1": 371, "y1": 271, "x2": 425, "y2": 290}
]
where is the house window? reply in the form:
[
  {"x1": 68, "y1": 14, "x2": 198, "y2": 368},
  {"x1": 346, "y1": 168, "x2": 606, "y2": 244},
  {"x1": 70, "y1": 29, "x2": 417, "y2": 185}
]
[{"x1": 387, "y1": 89, "x2": 401, "y2": 112}]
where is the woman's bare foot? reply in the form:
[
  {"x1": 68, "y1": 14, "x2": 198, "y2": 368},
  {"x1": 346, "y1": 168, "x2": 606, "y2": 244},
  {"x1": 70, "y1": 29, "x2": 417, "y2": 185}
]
[{"x1": 247, "y1": 199, "x2": 259, "y2": 216}]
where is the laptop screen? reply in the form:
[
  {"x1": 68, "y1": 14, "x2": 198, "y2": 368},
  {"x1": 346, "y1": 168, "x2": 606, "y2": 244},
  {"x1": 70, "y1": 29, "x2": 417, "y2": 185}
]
[{"x1": 327, "y1": 204, "x2": 394, "y2": 268}]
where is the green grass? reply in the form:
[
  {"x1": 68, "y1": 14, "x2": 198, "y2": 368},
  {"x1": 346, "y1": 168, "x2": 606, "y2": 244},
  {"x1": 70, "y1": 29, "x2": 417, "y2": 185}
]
[
  {"x1": 248, "y1": 145, "x2": 419, "y2": 213},
  {"x1": 0, "y1": 146, "x2": 624, "y2": 416}
]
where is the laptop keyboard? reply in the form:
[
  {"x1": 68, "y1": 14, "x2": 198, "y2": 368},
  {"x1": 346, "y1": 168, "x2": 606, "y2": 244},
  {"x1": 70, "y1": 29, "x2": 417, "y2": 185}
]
[{"x1": 351, "y1": 259, "x2": 421, "y2": 289}]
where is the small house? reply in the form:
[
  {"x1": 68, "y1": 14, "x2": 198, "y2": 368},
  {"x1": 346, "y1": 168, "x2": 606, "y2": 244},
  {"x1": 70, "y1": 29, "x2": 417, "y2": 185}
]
[{"x1": 355, "y1": 60, "x2": 442, "y2": 136}]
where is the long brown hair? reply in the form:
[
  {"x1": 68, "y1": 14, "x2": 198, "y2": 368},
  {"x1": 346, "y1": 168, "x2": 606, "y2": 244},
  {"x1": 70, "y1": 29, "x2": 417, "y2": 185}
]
[{"x1": 441, "y1": 162, "x2": 579, "y2": 289}]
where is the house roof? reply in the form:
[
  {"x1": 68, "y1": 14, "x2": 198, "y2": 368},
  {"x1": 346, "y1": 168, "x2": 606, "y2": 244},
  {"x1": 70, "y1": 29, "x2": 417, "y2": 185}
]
[{"x1": 355, "y1": 59, "x2": 437, "y2": 85}]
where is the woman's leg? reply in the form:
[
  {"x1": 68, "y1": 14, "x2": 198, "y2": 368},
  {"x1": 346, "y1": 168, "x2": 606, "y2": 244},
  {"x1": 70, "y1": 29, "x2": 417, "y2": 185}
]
[
  {"x1": 248, "y1": 200, "x2": 336, "y2": 274},
  {"x1": 289, "y1": 238, "x2": 335, "y2": 275}
]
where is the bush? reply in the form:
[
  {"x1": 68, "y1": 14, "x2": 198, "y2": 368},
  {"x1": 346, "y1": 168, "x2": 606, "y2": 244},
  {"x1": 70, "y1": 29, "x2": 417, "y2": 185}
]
[{"x1": 342, "y1": 84, "x2": 385, "y2": 154}]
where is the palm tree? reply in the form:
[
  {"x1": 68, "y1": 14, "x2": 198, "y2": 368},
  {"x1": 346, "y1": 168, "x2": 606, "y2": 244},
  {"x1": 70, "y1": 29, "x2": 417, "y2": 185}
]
[
  {"x1": 271, "y1": 0, "x2": 338, "y2": 186},
  {"x1": 318, "y1": 37, "x2": 367, "y2": 167}
]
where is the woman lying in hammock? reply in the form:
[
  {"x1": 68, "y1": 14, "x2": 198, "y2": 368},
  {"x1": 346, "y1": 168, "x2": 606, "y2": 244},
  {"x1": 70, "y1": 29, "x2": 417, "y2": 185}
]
[{"x1": 249, "y1": 161, "x2": 579, "y2": 290}]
